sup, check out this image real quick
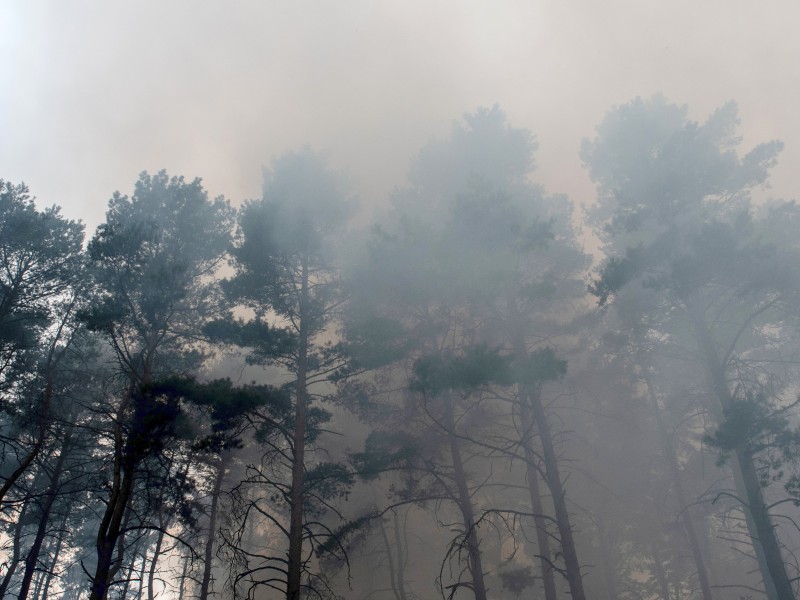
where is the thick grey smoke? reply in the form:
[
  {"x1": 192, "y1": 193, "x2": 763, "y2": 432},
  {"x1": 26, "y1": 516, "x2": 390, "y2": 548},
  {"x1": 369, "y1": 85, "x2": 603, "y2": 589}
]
[{"x1": 1, "y1": 1, "x2": 798, "y2": 233}]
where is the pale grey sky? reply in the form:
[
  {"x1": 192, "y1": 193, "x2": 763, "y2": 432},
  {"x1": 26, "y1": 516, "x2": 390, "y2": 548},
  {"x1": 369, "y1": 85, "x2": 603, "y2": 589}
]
[{"x1": 2, "y1": 1, "x2": 799, "y2": 235}]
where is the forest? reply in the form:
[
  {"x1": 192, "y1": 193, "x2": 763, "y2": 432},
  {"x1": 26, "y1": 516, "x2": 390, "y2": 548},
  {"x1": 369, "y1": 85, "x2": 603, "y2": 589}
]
[{"x1": 2, "y1": 96, "x2": 800, "y2": 600}]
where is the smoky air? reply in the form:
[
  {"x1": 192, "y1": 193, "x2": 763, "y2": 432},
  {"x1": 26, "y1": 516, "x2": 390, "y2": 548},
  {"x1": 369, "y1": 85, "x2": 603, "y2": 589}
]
[{"x1": 1, "y1": 3, "x2": 799, "y2": 600}]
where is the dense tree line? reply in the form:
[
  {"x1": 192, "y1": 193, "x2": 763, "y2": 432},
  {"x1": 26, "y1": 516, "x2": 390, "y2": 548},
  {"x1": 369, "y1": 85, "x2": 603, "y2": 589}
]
[{"x1": 2, "y1": 96, "x2": 800, "y2": 600}]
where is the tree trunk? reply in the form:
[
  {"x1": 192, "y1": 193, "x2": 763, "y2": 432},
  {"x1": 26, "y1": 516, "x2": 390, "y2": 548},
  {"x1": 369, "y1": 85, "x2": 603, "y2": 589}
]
[
  {"x1": 137, "y1": 547, "x2": 148, "y2": 600},
  {"x1": 178, "y1": 551, "x2": 191, "y2": 600},
  {"x1": 378, "y1": 516, "x2": 402, "y2": 600},
  {"x1": 0, "y1": 500, "x2": 30, "y2": 598},
  {"x1": 18, "y1": 429, "x2": 72, "y2": 600},
  {"x1": 89, "y1": 428, "x2": 135, "y2": 600},
  {"x1": 688, "y1": 309, "x2": 794, "y2": 599},
  {"x1": 119, "y1": 528, "x2": 146, "y2": 600},
  {"x1": 199, "y1": 452, "x2": 227, "y2": 600},
  {"x1": 528, "y1": 385, "x2": 587, "y2": 600},
  {"x1": 287, "y1": 259, "x2": 310, "y2": 600},
  {"x1": 642, "y1": 372, "x2": 713, "y2": 600},
  {"x1": 506, "y1": 294, "x2": 562, "y2": 600},
  {"x1": 517, "y1": 388, "x2": 558, "y2": 600},
  {"x1": 392, "y1": 510, "x2": 409, "y2": 600},
  {"x1": 147, "y1": 527, "x2": 165, "y2": 600},
  {"x1": 0, "y1": 378, "x2": 54, "y2": 511},
  {"x1": 0, "y1": 314, "x2": 74, "y2": 513},
  {"x1": 36, "y1": 508, "x2": 68, "y2": 600},
  {"x1": 443, "y1": 393, "x2": 488, "y2": 600}
]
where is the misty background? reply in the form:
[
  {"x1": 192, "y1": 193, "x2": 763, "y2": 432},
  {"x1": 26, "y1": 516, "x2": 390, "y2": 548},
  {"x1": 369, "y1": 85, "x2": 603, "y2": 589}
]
[{"x1": 2, "y1": 1, "x2": 799, "y2": 233}]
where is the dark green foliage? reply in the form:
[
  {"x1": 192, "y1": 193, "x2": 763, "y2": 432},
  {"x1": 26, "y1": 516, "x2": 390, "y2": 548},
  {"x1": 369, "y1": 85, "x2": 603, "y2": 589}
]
[
  {"x1": 314, "y1": 513, "x2": 375, "y2": 558},
  {"x1": 124, "y1": 386, "x2": 182, "y2": 463},
  {"x1": 0, "y1": 180, "x2": 84, "y2": 389},
  {"x1": 705, "y1": 394, "x2": 800, "y2": 467},
  {"x1": 339, "y1": 315, "x2": 413, "y2": 372},
  {"x1": 350, "y1": 431, "x2": 419, "y2": 480},
  {"x1": 410, "y1": 346, "x2": 564, "y2": 395},
  {"x1": 305, "y1": 462, "x2": 354, "y2": 504},
  {"x1": 410, "y1": 345, "x2": 513, "y2": 395},
  {"x1": 590, "y1": 254, "x2": 639, "y2": 307},
  {"x1": 83, "y1": 170, "x2": 234, "y2": 372},
  {"x1": 223, "y1": 149, "x2": 352, "y2": 327},
  {"x1": 513, "y1": 347, "x2": 567, "y2": 386},
  {"x1": 203, "y1": 317, "x2": 297, "y2": 366},
  {"x1": 145, "y1": 377, "x2": 290, "y2": 451}
]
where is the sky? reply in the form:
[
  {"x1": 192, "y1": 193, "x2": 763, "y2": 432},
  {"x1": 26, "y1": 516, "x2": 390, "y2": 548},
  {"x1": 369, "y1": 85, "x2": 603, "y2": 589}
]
[{"x1": 2, "y1": 1, "x2": 799, "y2": 237}]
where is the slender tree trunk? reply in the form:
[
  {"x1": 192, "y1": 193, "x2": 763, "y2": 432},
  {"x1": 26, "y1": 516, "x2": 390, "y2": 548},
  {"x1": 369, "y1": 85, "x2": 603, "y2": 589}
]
[
  {"x1": 178, "y1": 551, "x2": 191, "y2": 600},
  {"x1": 18, "y1": 429, "x2": 72, "y2": 600},
  {"x1": 506, "y1": 294, "x2": 560, "y2": 600},
  {"x1": 137, "y1": 547, "x2": 148, "y2": 600},
  {"x1": 31, "y1": 555, "x2": 47, "y2": 600},
  {"x1": 0, "y1": 500, "x2": 30, "y2": 598},
  {"x1": 528, "y1": 385, "x2": 587, "y2": 600},
  {"x1": 392, "y1": 510, "x2": 409, "y2": 600},
  {"x1": 379, "y1": 516, "x2": 402, "y2": 600},
  {"x1": 642, "y1": 372, "x2": 713, "y2": 600},
  {"x1": 119, "y1": 528, "x2": 145, "y2": 600},
  {"x1": 688, "y1": 309, "x2": 794, "y2": 600},
  {"x1": 518, "y1": 387, "x2": 558, "y2": 600},
  {"x1": 287, "y1": 259, "x2": 310, "y2": 600},
  {"x1": 147, "y1": 527, "x2": 165, "y2": 600},
  {"x1": 375, "y1": 510, "x2": 410, "y2": 600},
  {"x1": 443, "y1": 393, "x2": 488, "y2": 600},
  {"x1": 199, "y1": 452, "x2": 227, "y2": 600},
  {"x1": 36, "y1": 508, "x2": 67, "y2": 600}
]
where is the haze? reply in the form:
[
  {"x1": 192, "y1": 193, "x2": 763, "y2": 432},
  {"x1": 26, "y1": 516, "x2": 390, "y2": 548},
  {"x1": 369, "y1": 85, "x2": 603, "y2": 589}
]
[
  {"x1": 3, "y1": 1, "x2": 799, "y2": 231},
  {"x1": 4, "y1": 3, "x2": 800, "y2": 600}
]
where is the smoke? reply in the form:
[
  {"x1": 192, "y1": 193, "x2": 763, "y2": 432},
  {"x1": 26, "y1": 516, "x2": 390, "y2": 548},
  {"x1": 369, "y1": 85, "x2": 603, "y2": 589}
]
[{"x1": 1, "y1": 1, "x2": 798, "y2": 233}]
